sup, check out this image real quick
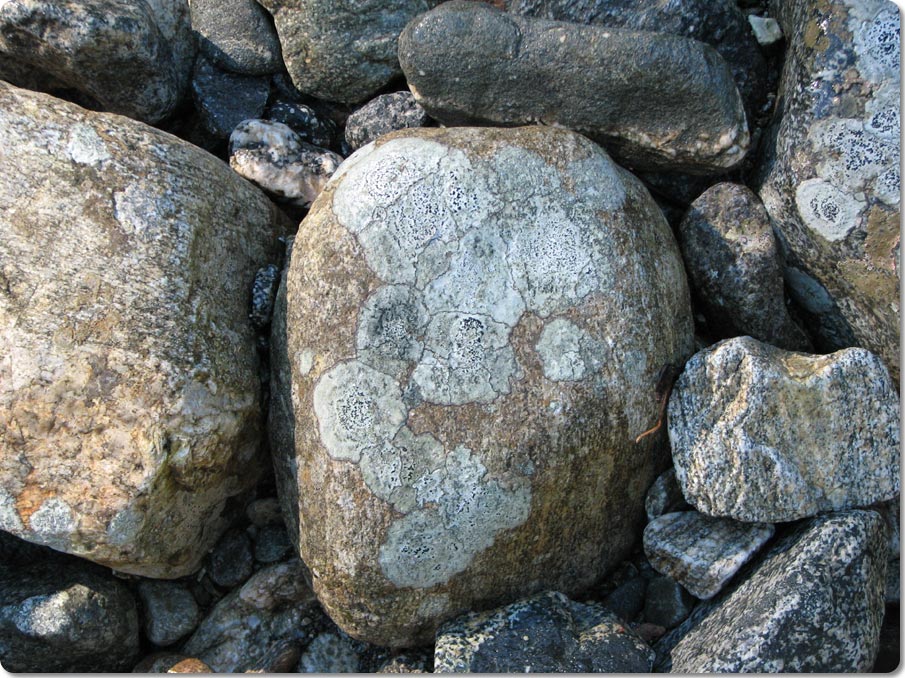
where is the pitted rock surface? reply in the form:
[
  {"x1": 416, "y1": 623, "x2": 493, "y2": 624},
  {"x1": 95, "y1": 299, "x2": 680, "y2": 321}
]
[
  {"x1": 345, "y1": 91, "x2": 430, "y2": 152},
  {"x1": 398, "y1": 1, "x2": 749, "y2": 173},
  {"x1": 0, "y1": 82, "x2": 288, "y2": 577},
  {"x1": 270, "y1": 125, "x2": 693, "y2": 645},
  {"x1": 655, "y1": 510, "x2": 889, "y2": 672},
  {"x1": 668, "y1": 336, "x2": 900, "y2": 523},
  {"x1": 191, "y1": 0, "x2": 283, "y2": 75},
  {"x1": 191, "y1": 55, "x2": 270, "y2": 139},
  {"x1": 643, "y1": 511, "x2": 775, "y2": 599},
  {"x1": 756, "y1": 0, "x2": 900, "y2": 378},
  {"x1": 434, "y1": 591, "x2": 655, "y2": 673}
]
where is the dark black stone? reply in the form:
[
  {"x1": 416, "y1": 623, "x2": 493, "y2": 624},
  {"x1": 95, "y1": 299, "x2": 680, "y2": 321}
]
[{"x1": 191, "y1": 55, "x2": 270, "y2": 138}]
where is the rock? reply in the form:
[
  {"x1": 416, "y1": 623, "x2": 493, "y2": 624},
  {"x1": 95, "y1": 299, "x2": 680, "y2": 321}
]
[
  {"x1": 434, "y1": 591, "x2": 655, "y2": 672},
  {"x1": 602, "y1": 577, "x2": 647, "y2": 623},
  {"x1": 145, "y1": 0, "x2": 196, "y2": 96},
  {"x1": 182, "y1": 560, "x2": 328, "y2": 672},
  {"x1": 246, "y1": 497, "x2": 285, "y2": 527},
  {"x1": 756, "y1": 0, "x2": 901, "y2": 379},
  {"x1": 269, "y1": 125, "x2": 694, "y2": 644},
  {"x1": 137, "y1": 580, "x2": 201, "y2": 647},
  {"x1": 229, "y1": 119, "x2": 343, "y2": 206},
  {"x1": 249, "y1": 639, "x2": 303, "y2": 672},
  {"x1": 678, "y1": 183, "x2": 811, "y2": 350},
  {"x1": 345, "y1": 92, "x2": 430, "y2": 151},
  {"x1": 167, "y1": 658, "x2": 212, "y2": 673},
  {"x1": 873, "y1": 607, "x2": 900, "y2": 672},
  {"x1": 266, "y1": 100, "x2": 338, "y2": 149},
  {"x1": 377, "y1": 650, "x2": 433, "y2": 673},
  {"x1": 0, "y1": 83, "x2": 288, "y2": 577},
  {"x1": 191, "y1": 55, "x2": 270, "y2": 139},
  {"x1": 254, "y1": 523, "x2": 292, "y2": 564},
  {"x1": 504, "y1": 0, "x2": 768, "y2": 118},
  {"x1": 398, "y1": 1, "x2": 749, "y2": 173},
  {"x1": 258, "y1": 0, "x2": 440, "y2": 103},
  {"x1": 668, "y1": 336, "x2": 900, "y2": 522},
  {"x1": 643, "y1": 577, "x2": 694, "y2": 629},
  {"x1": 0, "y1": 0, "x2": 181, "y2": 124},
  {"x1": 0, "y1": 552, "x2": 140, "y2": 672},
  {"x1": 208, "y1": 528, "x2": 254, "y2": 589},
  {"x1": 655, "y1": 510, "x2": 889, "y2": 672},
  {"x1": 644, "y1": 468, "x2": 690, "y2": 522},
  {"x1": 643, "y1": 511, "x2": 775, "y2": 599},
  {"x1": 250, "y1": 264, "x2": 281, "y2": 331},
  {"x1": 132, "y1": 651, "x2": 193, "y2": 673},
  {"x1": 191, "y1": 0, "x2": 282, "y2": 75},
  {"x1": 748, "y1": 15, "x2": 783, "y2": 46},
  {"x1": 297, "y1": 631, "x2": 363, "y2": 673}
]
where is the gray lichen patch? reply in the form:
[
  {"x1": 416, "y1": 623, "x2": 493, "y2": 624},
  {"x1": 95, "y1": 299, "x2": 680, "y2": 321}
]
[
  {"x1": 66, "y1": 123, "x2": 110, "y2": 166},
  {"x1": 851, "y1": 1, "x2": 900, "y2": 84},
  {"x1": 536, "y1": 318, "x2": 606, "y2": 382},
  {"x1": 356, "y1": 285, "x2": 429, "y2": 377},
  {"x1": 795, "y1": 178, "x2": 864, "y2": 242}
]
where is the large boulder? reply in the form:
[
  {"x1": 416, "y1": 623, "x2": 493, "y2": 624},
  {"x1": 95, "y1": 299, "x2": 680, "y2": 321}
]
[
  {"x1": 398, "y1": 1, "x2": 749, "y2": 173},
  {"x1": 756, "y1": 0, "x2": 900, "y2": 378},
  {"x1": 668, "y1": 336, "x2": 900, "y2": 522},
  {"x1": 0, "y1": 83, "x2": 289, "y2": 577},
  {"x1": 270, "y1": 125, "x2": 693, "y2": 645}
]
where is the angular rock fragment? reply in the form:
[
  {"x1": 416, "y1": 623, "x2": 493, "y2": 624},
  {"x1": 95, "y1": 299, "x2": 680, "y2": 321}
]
[
  {"x1": 192, "y1": 55, "x2": 270, "y2": 138},
  {"x1": 645, "y1": 468, "x2": 690, "y2": 522},
  {"x1": 191, "y1": 0, "x2": 283, "y2": 75},
  {"x1": 756, "y1": 0, "x2": 901, "y2": 378},
  {"x1": 643, "y1": 511, "x2": 774, "y2": 599},
  {"x1": 345, "y1": 91, "x2": 430, "y2": 151},
  {"x1": 642, "y1": 577, "x2": 694, "y2": 629},
  {"x1": 655, "y1": 510, "x2": 889, "y2": 672},
  {"x1": 678, "y1": 183, "x2": 811, "y2": 350},
  {"x1": 668, "y1": 336, "x2": 900, "y2": 522},
  {"x1": 434, "y1": 591, "x2": 655, "y2": 673},
  {"x1": 270, "y1": 125, "x2": 693, "y2": 644},
  {"x1": 399, "y1": 1, "x2": 749, "y2": 173},
  {"x1": 229, "y1": 119, "x2": 343, "y2": 206},
  {"x1": 0, "y1": 83, "x2": 288, "y2": 577}
]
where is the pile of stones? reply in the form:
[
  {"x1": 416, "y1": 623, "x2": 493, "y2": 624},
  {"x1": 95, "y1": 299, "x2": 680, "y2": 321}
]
[{"x1": 0, "y1": 0, "x2": 898, "y2": 672}]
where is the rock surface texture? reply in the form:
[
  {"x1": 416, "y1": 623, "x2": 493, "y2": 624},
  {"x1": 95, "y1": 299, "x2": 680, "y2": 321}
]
[
  {"x1": 656, "y1": 510, "x2": 889, "y2": 672},
  {"x1": 345, "y1": 91, "x2": 430, "y2": 151},
  {"x1": 136, "y1": 580, "x2": 201, "y2": 647},
  {"x1": 191, "y1": 0, "x2": 283, "y2": 75},
  {"x1": 434, "y1": 591, "x2": 655, "y2": 673},
  {"x1": 191, "y1": 55, "x2": 270, "y2": 139},
  {"x1": 643, "y1": 511, "x2": 775, "y2": 599},
  {"x1": 0, "y1": 83, "x2": 287, "y2": 577},
  {"x1": 270, "y1": 125, "x2": 693, "y2": 645},
  {"x1": 678, "y1": 183, "x2": 811, "y2": 350},
  {"x1": 756, "y1": 0, "x2": 901, "y2": 378},
  {"x1": 257, "y1": 0, "x2": 441, "y2": 103},
  {"x1": 398, "y1": 1, "x2": 749, "y2": 173},
  {"x1": 0, "y1": 0, "x2": 183, "y2": 124},
  {"x1": 668, "y1": 337, "x2": 900, "y2": 523}
]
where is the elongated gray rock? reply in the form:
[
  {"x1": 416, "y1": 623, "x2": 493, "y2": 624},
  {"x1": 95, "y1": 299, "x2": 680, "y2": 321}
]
[
  {"x1": 756, "y1": 0, "x2": 900, "y2": 379},
  {"x1": 191, "y1": 0, "x2": 282, "y2": 75},
  {"x1": 0, "y1": 83, "x2": 288, "y2": 577},
  {"x1": 398, "y1": 1, "x2": 749, "y2": 173},
  {"x1": 656, "y1": 510, "x2": 889, "y2": 672},
  {"x1": 668, "y1": 336, "x2": 900, "y2": 523},
  {"x1": 643, "y1": 511, "x2": 774, "y2": 599},
  {"x1": 270, "y1": 125, "x2": 693, "y2": 645},
  {"x1": 0, "y1": 0, "x2": 182, "y2": 124},
  {"x1": 434, "y1": 591, "x2": 655, "y2": 673}
]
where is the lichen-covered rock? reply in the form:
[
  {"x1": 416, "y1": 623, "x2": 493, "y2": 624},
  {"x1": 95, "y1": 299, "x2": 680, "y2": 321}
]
[
  {"x1": 345, "y1": 92, "x2": 430, "y2": 151},
  {"x1": 191, "y1": 55, "x2": 270, "y2": 139},
  {"x1": 655, "y1": 510, "x2": 889, "y2": 672},
  {"x1": 0, "y1": 547, "x2": 140, "y2": 672},
  {"x1": 668, "y1": 336, "x2": 900, "y2": 523},
  {"x1": 0, "y1": 0, "x2": 182, "y2": 124},
  {"x1": 297, "y1": 630, "x2": 364, "y2": 673},
  {"x1": 229, "y1": 119, "x2": 343, "y2": 206},
  {"x1": 137, "y1": 580, "x2": 201, "y2": 647},
  {"x1": 678, "y1": 183, "x2": 811, "y2": 350},
  {"x1": 257, "y1": 0, "x2": 441, "y2": 103},
  {"x1": 643, "y1": 511, "x2": 775, "y2": 599},
  {"x1": 398, "y1": 1, "x2": 749, "y2": 173},
  {"x1": 434, "y1": 591, "x2": 655, "y2": 673},
  {"x1": 269, "y1": 125, "x2": 693, "y2": 645},
  {"x1": 756, "y1": 0, "x2": 901, "y2": 378},
  {"x1": 0, "y1": 83, "x2": 288, "y2": 577},
  {"x1": 191, "y1": 0, "x2": 282, "y2": 75}
]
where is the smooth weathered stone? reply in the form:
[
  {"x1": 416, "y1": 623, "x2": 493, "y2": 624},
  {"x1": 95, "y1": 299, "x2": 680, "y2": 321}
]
[
  {"x1": 345, "y1": 92, "x2": 430, "y2": 151},
  {"x1": 643, "y1": 511, "x2": 775, "y2": 599},
  {"x1": 398, "y1": 1, "x2": 749, "y2": 173},
  {"x1": 132, "y1": 651, "x2": 194, "y2": 673},
  {"x1": 229, "y1": 119, "x2": 343, "y2": 206},
  {"x1": 644, "y1": 468, "x2": 690, "y2": 522},
  {"x1": 297, "y1": 631, "x2": 363, "y2": 673},
  {"x1": 270, "y1": 125, "x2": 693, "y2": 645},
  {"x1": 678, "y1": 183, "x2": 811, "y2": 350},
  {"x1": 207, "y1": 528, "x2": 254, "y2": 588},
  {"x1": 191, "y1": 55, "x2": 270, "y2": 138},
  {"x1": 0, "y1": 83, "x2": 288, "y2": 577},
  {"x1": 257, "y1": 0, "x2": 441, "y2": 103},
  {"x1": 137, "y1": 580, "x2": 201, "y2": 647},
  {"x1": 756, "y1": 0, "x2": 901, "y2": 378},
  {"x1": 182, "y1": 560, "x2": 328, "y2": 672},
  {"x1": 602, "y1": 577, "x2": 647, "y2": 623},
  {"x1": 0, "y1": 550, "x2": 140, "y2": 672},
  {"x1": 0, "y1": 0, "x2": 181, "y2": 123},
  {"x1": 246, "y1": 497, "x2": 285, "y2": 526},
  {"x1": 643, "y1": 577, "x2": 694, "y2": 629},
  {"x1": 434, "y1": 591, "x2": 655, "y2": 673},
  {"x1": 254, "y1": 523, "x2": 292, "y2": 563},
  {"x1": 266, "y1": 100, "x2": 338, "y2": 149},
  {"x1": 191, "y1": 0, "x2": 282, "y2": 75},
  {"x1": 656, "y1": 510, "x2": 889, "y2": 672},
  {"x1": 668, "y1": 336, "x2": 900, "y2": 522}
]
